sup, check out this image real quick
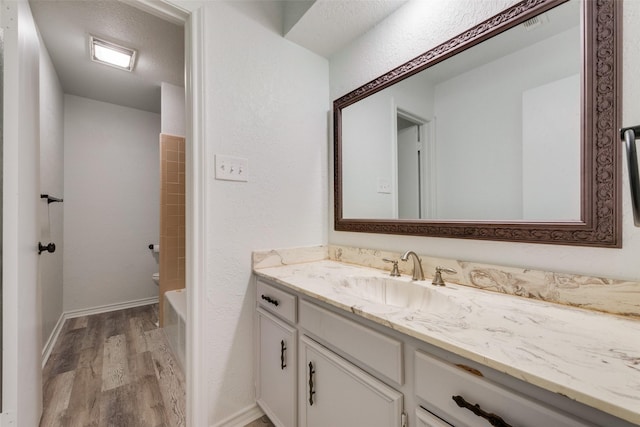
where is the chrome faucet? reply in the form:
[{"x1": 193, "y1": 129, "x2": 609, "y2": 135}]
[{"x1": 400, "y1": 250, "x2": 424, "y2": 280}]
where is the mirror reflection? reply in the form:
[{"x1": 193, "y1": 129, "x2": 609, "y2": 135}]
[
  {"x1": 341, "y1": 0, "x2": 581, "y2": 221},
  {"x1": 0, "y1": 26, "x2": 4, "y2": 408}
]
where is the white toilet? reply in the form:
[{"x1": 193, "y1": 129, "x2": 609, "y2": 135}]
[{"x1": 152, "y1": 272, "x2": 160, "y2": 286}]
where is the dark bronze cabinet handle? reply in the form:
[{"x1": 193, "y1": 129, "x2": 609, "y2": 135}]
[
  {"x1": 308, "y1": 362, "x2": 316, "y2": 406},
  {"x1": 452, "y1": 395, "x2": 513, "y2": 427},
  {"x1": 280, "y1": 340, "x2": 287, "y2": 370},
  {"x1": 261, "y1": 294, "x2": 279, "y2": 307}
]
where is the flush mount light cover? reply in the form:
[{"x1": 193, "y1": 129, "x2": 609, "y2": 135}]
[{"x1": 90, "y1": 36, "x2": 137, "y2": 72}]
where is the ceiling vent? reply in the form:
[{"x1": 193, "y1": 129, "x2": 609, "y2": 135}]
[
  {"x1": 90, "y1": 36, "x2": 137, "y2": 72},
  {"x1": 522, "y1": 13, "x2": 549, "y2": 32}
]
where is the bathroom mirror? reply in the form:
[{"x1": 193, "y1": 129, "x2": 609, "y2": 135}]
[{"x1": 334, "y1": 0, "x2": 621, "y2": 247}]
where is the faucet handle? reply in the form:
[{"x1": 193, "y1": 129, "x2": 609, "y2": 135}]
[
  {"x1": 432, "y1": 266, "x2": 457, "y2": 286},
  {"x1": 383, "y1": 258, "x2": 401, "y2": 277}
]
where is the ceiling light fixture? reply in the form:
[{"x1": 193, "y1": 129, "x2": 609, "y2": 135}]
[{"x1": 90, "y1": 36, "x2": 137, "y2": 72}]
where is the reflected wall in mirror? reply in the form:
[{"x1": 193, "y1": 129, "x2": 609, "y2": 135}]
[
  {"x1": 0, "y1": 26, "x2": 4, "y2": 408},
  {"x1": 334, "y1": 0, "x2": 621, "y2": 247}
]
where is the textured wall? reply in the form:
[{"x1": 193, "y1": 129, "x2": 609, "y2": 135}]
[
  {"x1": 201, "y1": 2, "x2": 329, "y2": 423},
  {"x1": 329, "y1": 0, "x2": 640, "y2": 283},
  {"x1": 39, "y1": 32, "x2": 65, "y2": 345},
  {"x1": 63, "y1": 95, "x2": 160, "y2": 311},
  {"x1": 161, "y1": 82, "x2": 185, "y2": 137}
]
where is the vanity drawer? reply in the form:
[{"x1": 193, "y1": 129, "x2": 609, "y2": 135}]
[
  {"x1": 299, "y1": 299, "x2": 403, "y2": 385},
  {"x1": 257, "y1": 279, "x2": 297, "y2": 324},
  {"x1": 414, "y1": 351, "x2": 595, "y2": 427},
  {"x1": 415, "y1": 407, "x2": 452, "y2": 427}
]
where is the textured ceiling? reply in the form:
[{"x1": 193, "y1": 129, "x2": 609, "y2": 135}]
[
  {"x1": 285, "y1": 0, "x2": 408, "y2": 58},
  {"x1": 30, "y1": 0, "x2": 184, "y2": 114},
  {"x1": 29, "y1": 0, "x2": 405, "y2": 112}
]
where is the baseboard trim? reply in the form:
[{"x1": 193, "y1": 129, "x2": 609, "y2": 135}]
[
  {"x1": 42, "y1": 296, "x2": 160, "y2": 367},
  {"x1": 41, "y1": 312, "x2": 66, "y2": 368},
  {"x1": 65, "y1": 296, "x2": 159, "y2": 319},
  {"x1": 211, "y1": 404, "x2": 265, "y2": 427}
]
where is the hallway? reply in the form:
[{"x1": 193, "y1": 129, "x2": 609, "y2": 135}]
[{"x1": 40, "y1": 305, "x2": 185, "y2": 426}]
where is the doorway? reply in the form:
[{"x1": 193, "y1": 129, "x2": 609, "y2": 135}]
[
  {"x1": 395, "y1": 108, "x2": 433, "y2": 219},
  {"x1": 1, "y1": 0, "x2": 206, "y2": 424}
]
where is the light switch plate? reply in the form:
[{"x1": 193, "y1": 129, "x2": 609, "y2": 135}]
[
  {"x1": 215, "y1": 154, "x2": 248, "y2": 182},
  {"x1": 377, "y1": 177, "x2": 391, "y2": 194}
]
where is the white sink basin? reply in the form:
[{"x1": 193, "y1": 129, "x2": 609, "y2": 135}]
[{"x1": 336, "y1": 275, "x2": 462, "y2": 313}]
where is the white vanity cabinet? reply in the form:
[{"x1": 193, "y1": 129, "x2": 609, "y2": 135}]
[
  {"x1": 256, "y1": 280, "x2": 298, "y2": 427},
  {"x1": 300, "y1": 336, "x2": 404, "y2": 427},
  {"x1": 254, "y1": 275, "x2": 636, "y2": 427}
]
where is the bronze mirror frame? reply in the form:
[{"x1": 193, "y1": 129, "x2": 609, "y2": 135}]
[{"x1": 333, "y1": 0, "x2": 621, "y2": 247}]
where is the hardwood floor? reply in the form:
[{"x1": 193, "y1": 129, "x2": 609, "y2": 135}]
[{"x1": 41, "y1": 304, "x2": 186, "y2": 427}]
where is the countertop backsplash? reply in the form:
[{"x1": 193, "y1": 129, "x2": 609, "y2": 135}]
[{"x1": 253, "y1": 245, "x2": 640, "y2": 318}]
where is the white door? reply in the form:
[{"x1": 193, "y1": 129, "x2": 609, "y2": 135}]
[
  {"x1": 300, "y1": 336, "x2": 403, "y2": 427},
  {"x1": 2, "y1": 1, "x2": 43, "y2": 425},
  {"x1": 397, "y1": 125, "x2": 421, "y2": 219}
]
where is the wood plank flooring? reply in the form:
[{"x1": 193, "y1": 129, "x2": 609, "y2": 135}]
[
  {"x1": 41, "y1": 304, "x2": 186, "y2": 427},
  {"x1": 244, "y1": 415, "x2": 275, "y2": 427}
]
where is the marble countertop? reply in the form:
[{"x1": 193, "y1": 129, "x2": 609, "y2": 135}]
[{"x1": 254, "y1": 260, "x2": 640, "y2": 425}]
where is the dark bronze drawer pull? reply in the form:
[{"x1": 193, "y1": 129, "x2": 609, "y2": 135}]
[
  {"x1": 261, "y1": 294, "x2": 279, "y2": 307},
  {"x1": 452, "y1": 395, "x2": 513, "y2": 427},
  {"x1": 308, "y1": 362, "x2": 316, "y2": 406},
  {"x1": 280, "y1": 340, "x2": 287, "y2": 370}
]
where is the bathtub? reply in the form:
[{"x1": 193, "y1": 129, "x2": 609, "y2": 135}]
[{"x1": 164, "y1": 289, "x2": 186, "y2": 372}]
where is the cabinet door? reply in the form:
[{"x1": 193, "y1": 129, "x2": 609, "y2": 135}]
[
  {"x1": 257, "y1": 308, "x2": 297, "y2": 427},
  {"x1": 300, "y1": 336, "x2": 403, "y2": 427}
]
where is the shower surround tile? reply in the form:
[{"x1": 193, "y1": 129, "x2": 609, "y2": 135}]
[{"x1": 159, "y1": 134, "x2": 186, "y2": 325}]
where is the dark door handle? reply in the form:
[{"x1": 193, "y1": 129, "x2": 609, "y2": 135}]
[{"x1": 38, "y1": 242, "x2": 56, "y2": 255}]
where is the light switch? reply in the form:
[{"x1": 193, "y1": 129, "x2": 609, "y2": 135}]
[
  {"x1": 377, "y1": 178, "x2": 391, "y2": 194},
  {"x1": 215, "y1": 154, "x2": 248, "y2": 182}
]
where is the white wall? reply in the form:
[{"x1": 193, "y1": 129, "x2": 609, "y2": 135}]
[
  {"x1": 200, "y1": 2, "x2": 329, "y2": 423},
  {"x1": 522, "y1": 74, "x2": 580, "y2": 220},
  {"x1": 342, "y1": 93, "x2": 395, "y2": 218},
  {"x1": 161, "y1": 81, "x2": 185, "y2": 137},
  {"x1": 341, "y1": 72, "x2": 433, "y2": 218},
  {"x1": 63, "y1": 95, "x2": 160, "y2": 311},
  {"x1": 432, "y1": 28, "x2": 579, "y2": 220},
  {"x1": 38, "y1": 33, "x2": 64, "y2": 345},
  {"x1": 329, "y1": 0, "x2": 640, "y2": 282}
]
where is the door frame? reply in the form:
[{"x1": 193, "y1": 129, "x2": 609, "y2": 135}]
[
  {"x1": 1, "y1": 0, "x2": 208, "y2": 425},
  {"x1": 392, "y1": 105, "x2": 433, "y2": 219},
  {"x1": 136, "y1": 2, "x2": 208, "y2": 426}
]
